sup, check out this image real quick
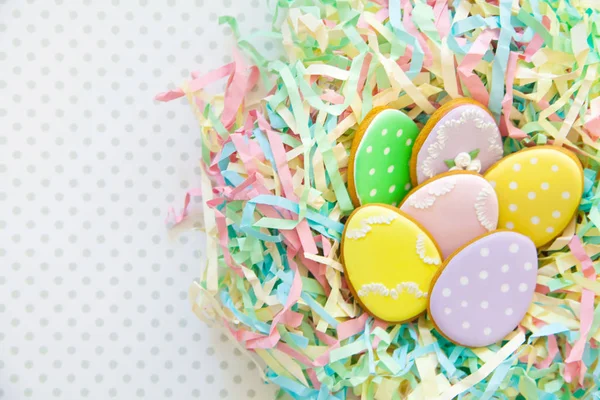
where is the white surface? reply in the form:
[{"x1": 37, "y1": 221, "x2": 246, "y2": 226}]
[{"x1": 0, "y1": 1, "x2": 277, "y2": 399}]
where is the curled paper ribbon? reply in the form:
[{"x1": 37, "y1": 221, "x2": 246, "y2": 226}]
[{"x1": 158, "y1": 0, "x2": 600, "y2": 398}]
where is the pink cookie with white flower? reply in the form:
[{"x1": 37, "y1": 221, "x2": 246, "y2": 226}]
[
  {"x1": 410, "y1": 98, "x2": 504, "y2": 186},
  {"x1": 399, "y1": 171, "x2": 499, "y2": 259}
]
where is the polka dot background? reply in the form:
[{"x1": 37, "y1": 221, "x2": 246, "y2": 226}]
[{"x1": 0, "y1": 0, "x2": 277, "y2": 399}]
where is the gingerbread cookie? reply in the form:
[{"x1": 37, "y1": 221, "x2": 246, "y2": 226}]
[
  {"x1": 348, "y1": 107, "x2": 420, "y2": 207},
  {"x1": 342, "y1": 204, "x2": 441, "y2": 323},
  {"x1": 428, "y1": 231, "x2": 537, "y2": 347},
  {"x1": 410, "y1": 98, "x2": 503, "y2": 186},
  {"x1": 399, "y1": 171, "x2": 499, "y2": 259},
  {"x1": 484, "y1": 146, "x2": 584, "y2": 247}
]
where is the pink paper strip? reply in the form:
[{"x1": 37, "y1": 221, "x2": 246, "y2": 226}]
[
  {"x1": 433, "y1": 0, "x2": 451, "y2": 39},
  {"x1": 337, "y1": 313, "x2": 369, "y2": 340},
  {"x1": 166, "y1": 188, "x2": 203, "y2": 224},
  {"x1": 276, "y1": 342, "x2": 315, "y2": 367},
  {"x1": 155, "y1": 87, "x2": 185, "y2": 102},
  {"x1": 565, "y1": 289, "x2": 595, "y2": 363},
  {"x1": 499, "y1": 52, "x2": 528, "y2": 139},
  {"x1": 569, "y1": 236, "x2": 596, "y2": 279},
  {"x1": 537, "y1": 334, "x2": 559, "y2": 369},
  {"x1": 458, "y1": 29, "x2": 498, "y2": 106}
]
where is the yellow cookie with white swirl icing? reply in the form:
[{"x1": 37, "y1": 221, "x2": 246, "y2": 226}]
[
  {"x1": 342, "y1": 204, "x2": 442, "y2": 322},
  {"x1": 484, "y1": 146, "x2": 583, "y2": 247}
]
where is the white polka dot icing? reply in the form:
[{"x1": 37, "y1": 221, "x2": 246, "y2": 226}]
[
  {"x1": 349, "y1": 108, "x2": 419, "y2": 207},
  {"x1": 429, "y1": 231, "x2": 537, "y2": 347},
  {"x1": 412, "y1": 100, "x2": 503, "y2": 185},
  {"x1": 484, "y1": 146, "x2": 583, "y2": 247},
  {"x1": 400, "y1": 172, "x2": 499, "y2": 258}
]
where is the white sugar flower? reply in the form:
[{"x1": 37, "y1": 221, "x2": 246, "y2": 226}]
[
  {"x1": 454, "y1": 152, "x2": 472, "y2": 168},
  {"x1": 447, "y1": 151, "x2": 481, "y2": 173},
  {"x1": 466, "y1": 159, "x2": 482, "y2": 172}
]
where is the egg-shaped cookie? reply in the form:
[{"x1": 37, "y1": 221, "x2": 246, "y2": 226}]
[
  {"x1": 410, "y1": 98, "x2": 503, "y2": 185},
  {"x1": 348, "y1": 107, "x2": 420, "y2": 207},
  {"x1": 399, "y1": 171, "x2": 499, "y2": 259},
  {"x1": 484, "y1": 146, "x2": 583, "y2": 247},
  {"x1": 429, "y1": 231, "x2": 537, "y2": 347},
  {"x1": 342, "y1": 204, "x2": 441, "y2": 323}
]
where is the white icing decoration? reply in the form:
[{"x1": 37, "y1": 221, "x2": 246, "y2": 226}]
[
  {"x1": 357, "y1": 281, "x2": 428, "y2": 299},
  {"x1": 462, "y1": 321, "x2": 471, "y2": 329},
  {"x1": 562, "y1": 192, "x2": 571, "y2": 199},
  {"x1": 519, "y1": 283, "x2": 528, "y2": 292},
  {"x1": 407, "y1": 195, "x2": 436, "y2": 210},
  {"x1": 524, "y1": 262, "x2": 533, "y2": 271},
  {"x1": 427, "y1": 176, "x2": 456, "y2": 196},
  {"x1": 506, "y1": 222, "x2": 515, "y2": 229},
  {"x1": 442, "y1": 288, "x2": 451, "y2": 297},
  {"x1": 420, "y1": 107, "x2": 502, "y2": 178},
  {"x1": 474, "y1": 186, "x2": 496, "y2": 231},
  {"x1": 483, "y1": 327, "x2": 492, "y2": 336},
  {"x1": 509, "y1": 243, "x2": 519, "y2": 253},
  {"x1": 479, "y1": 270, "x2": 488, "y2": 280},
  {"x1": 449, "y1": 152, "x2": 482, "y2": 173},
  {"x1": 480, "y1": 247, "x2": 490, "y2": 257},
  {"x1": 466, "y1": 159, "x2": 482, "y2": 172},
  {"x1": 345, "y1": 213, "x2": 398, "y2": 240},
  {"x1": 552, "y1": 210, "x2": 561, "y2": 219},
  {"x1": 500, "y1": 283, "x2": 510, "y2": 293},
  {"x1": 454, "y1": 152, "x2": 471, "y2": 168},
  {"x1": 407, "y1": 176, "x2": 456, "y2": 210},
  {"x1": 505, "y1": 308, "x2": 513, "y2": 316},
  {"x1": 480, "y1": 301, "x2": 489, "y2": 309},
  {"x1": 415, "y1": 234, "x2": 441, "y2": 265}
]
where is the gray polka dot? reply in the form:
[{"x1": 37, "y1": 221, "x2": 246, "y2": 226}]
[{"x1": 1, "y1": 2, "x2": 277, "y2": 399}]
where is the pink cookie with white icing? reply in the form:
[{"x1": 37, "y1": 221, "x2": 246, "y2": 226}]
[
  {"x1": 428, "y1": 231, "x2": 537, "y2": 347},
  {"x1": 410, "y1": 99, "x2": 503, "y2": 185},
  {"x1": 399, "y1": 171, "x2": 499, "y2": 259}
]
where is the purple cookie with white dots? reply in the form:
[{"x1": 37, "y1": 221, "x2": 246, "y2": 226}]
[{"x1": 428, "y1": 231, "x2": 537, "y2": 347}]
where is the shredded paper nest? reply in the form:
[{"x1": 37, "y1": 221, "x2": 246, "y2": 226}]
[{"x1": 157, "y1": 0, "x2": 600, "y2": 398}]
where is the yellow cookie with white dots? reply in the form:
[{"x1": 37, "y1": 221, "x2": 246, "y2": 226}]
[{"x1": 484, "y1": 146, "x2": 583, "y2": 247}]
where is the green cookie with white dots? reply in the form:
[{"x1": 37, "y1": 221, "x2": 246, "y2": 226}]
[{"x1": 348, "y1": 107, "x2": 420, "y2": 207}]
